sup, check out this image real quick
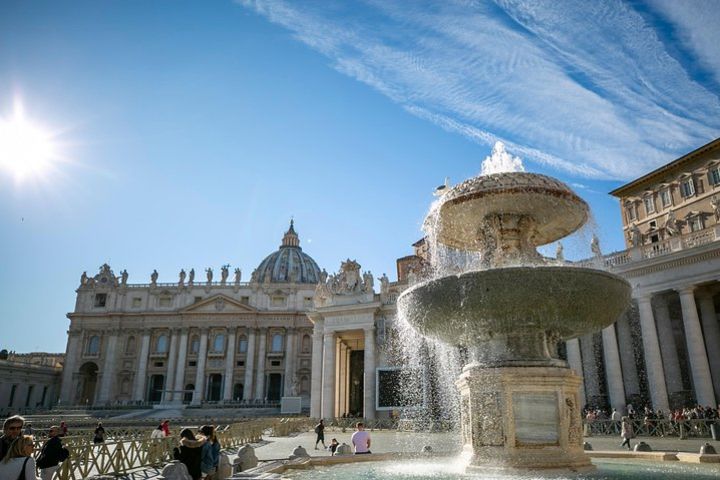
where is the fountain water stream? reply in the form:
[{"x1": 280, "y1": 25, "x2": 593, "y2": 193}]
[{"x1": 397, "y1": 172, "x2": 631, "y2": 473}]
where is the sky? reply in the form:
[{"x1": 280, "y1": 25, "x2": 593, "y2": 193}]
[{"x1": 1, "y1": 0, "x2": 718, "y2": 353}]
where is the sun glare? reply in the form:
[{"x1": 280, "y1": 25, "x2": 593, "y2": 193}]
[{"x1": 0, "y1": 101, "x2": 58, "y2": 181}]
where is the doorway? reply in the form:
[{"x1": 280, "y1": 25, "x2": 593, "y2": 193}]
[
  {"x1": 207, "y1": 374, "x2": 222, "y2": 401},
  {"x1": 78, "y1": 362, "x2": 98, "y2": 405},
  {"x1": 148, "y1": 375, "x2": 164, "y2": 403},
  {"x1": 267, "y1": 373, "x2": 282, "y2": 401}
]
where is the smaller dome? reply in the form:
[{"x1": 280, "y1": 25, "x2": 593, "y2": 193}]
[{"x1": 253, "y1": 221, "x2": 321, "y2": 284}]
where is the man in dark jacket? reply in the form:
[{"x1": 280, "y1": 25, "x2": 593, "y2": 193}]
[
  {"x1": 0, "y1": 415, "x2": 24, "y2": 459},
  {"x1": 37, "y1": 426, "x2": 69, "y2": 480}
]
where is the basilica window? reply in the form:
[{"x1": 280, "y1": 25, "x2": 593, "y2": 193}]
[
  {"x1": 301, "y1": 335, "x2": 311, "y2": 353},
  {"x1": 131, "y1": 297, "x2": 142, "y2": 308},
  {"x1": 271, "y1": 334, "x2": 284, "y2": 352},
  {"x1": 680, "y1": 178, "x2": 695, "y2": 198},
  {"x1": 190, "y1": 335, "x2": 200, "y2": 354},
  {"x1": 94, "y1": 293, "x2": 107, "y2": 308},
  {"x1": 213, "y1": 334, "x2": 225, "y2": 352},
  {"x1": 158, "y1": 296, "x2": 172, "y2": 307},
  {"x1": 87, "y1": 335, "x2": 100, "y2": 355},
  {"x1": 238, "y1": 336, "x2": 248, "y2": 353},
  {"x1": 303, "y1": 297, "x2": 313, "y2": 308},
  {"x1": 125, "y1": 336, "x2": 136, "y2": 355},
  {"x1": 271, "y1": 296, "x2": 286, "y2": 307},
  {"x1": 643, "y1": 195, "x2": 655, "y2": 215},
  {"x1": 660, "y1": 189, "x2": 672, "y2": 208},
  {"x1": 156, "y1": 334, "x2": 169, "y2": 353}
]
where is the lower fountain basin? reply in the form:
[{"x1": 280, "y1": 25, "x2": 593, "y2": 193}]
[{"x1": 398, "y1": 266, "x2": 631, "y2": 348}]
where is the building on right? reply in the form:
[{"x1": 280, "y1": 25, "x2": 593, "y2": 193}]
[{"x1": 573, "y1": 137, "x2": 720, "y2": 414}]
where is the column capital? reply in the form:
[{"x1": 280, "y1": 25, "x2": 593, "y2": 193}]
[
  {"x1": 363, "y1": 326, "x2": 375, "y2": 335},
  {"x1": 676, "y1": 285, "x2": 696, "y2": 296},
  {"x1": 634, "y1": 293, "x2": 654, "y2": 305},
  {"x1": 227, "y1": 326, "x2": 238, "y2": 334},
  {"x1": 199, "y1": 327, "x2": 210, "y2": 335},
  {"x1": 323, "y1": 331, "x2": 335, "y2": 340}
]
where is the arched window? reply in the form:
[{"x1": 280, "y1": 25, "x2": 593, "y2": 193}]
[
  {"x1": 300, "y1": 375, "x2": 309, "y2": 394},
  {"x1": 190, "y1": 335, "x2": 200, "y2": 354},
  {"x1": 238, "y1": 335, "x2": 248, "y2": 353},
  {"x1": 87, "y1": 336, "x2": 100, "y2": 355},
  {"x1": 271, "y1": 334, "x2": 283, "y2": 352},
  {"x1": 125, "y1": 336, "x2": 136, "y2": 355},
  {"x1": 213, "y1": 334, "x2": 225, "y2": 352},
  {"x1": 156, "y1": 334, "x2": 169, "y2": 353},
  {"x1": 301, "y1": 334, "x2": 311, "y2": 353}
]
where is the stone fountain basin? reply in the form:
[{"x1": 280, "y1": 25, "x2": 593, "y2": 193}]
[{"x1": 398, "y1": 266, "x2": 631, "y2": 345}]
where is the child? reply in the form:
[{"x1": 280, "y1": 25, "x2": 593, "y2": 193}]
[{"x1": 329, "y1": 438, "x2": 339, "y2": 455}]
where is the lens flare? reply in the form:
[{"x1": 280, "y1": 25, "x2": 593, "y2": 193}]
[{"x1": 0, "y1": 100, "x2": 58, "y2": 181}]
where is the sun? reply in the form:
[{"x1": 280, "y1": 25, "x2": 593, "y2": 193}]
[{"x1": 0, "y1": 101, "x2": 58, "y2": 180}]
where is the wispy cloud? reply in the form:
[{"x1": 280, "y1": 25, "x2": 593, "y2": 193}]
[{"x1": 237, "y1": 0, "x2": 720, "y2": 180}]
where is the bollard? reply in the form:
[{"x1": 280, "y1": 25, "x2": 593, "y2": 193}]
[
  {"x1": 711, "y1": 422, "x2": 720, "y2": 441},
  {"x1": 633, "y1": 441, "x2": 652, "y2": 452},
  {"x1": 583, "y1": 442, "x2": 592, "y2": 451},
  {"x1": 700, "y1": 443, "x2": 717, "y2": 455}
]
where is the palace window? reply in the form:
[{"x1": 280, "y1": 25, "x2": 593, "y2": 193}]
[
  {"x1": 213, "y1": 334, "x2": 225, "y2": 352},
  {"x1": 94, "y1": 293, "x2": 107, "y2": 308},
  {"x1": 271, "y1": 296, "x2": 286, "y2": 307},
  {"x1": 87, "y1": 335, "x2": 100, "y2": 355},
  {"x1": 680, "y1": 178, "x2": 695, "y2": 198},
  {"x1": 660, "y1": 189, "x2": 672, "y2": 208},
  {"x1": 190, "y1": 335, "x2": 200, "y2": 354},
  {"x1": 689, "y1": 215, "x2": 704, "y2": 232},
  {"x1": 271, "y1": 333, "x2": 284, "y2": 352},
  {"x1": 709, "y1": 166, "x2": 720, "y2": 186},
  {"x1": 240, "y1": 296, "x2": 250, "y2": 305},
  {"x1": 158, "y1": 296, "x2": 172, "y2": 307},
  {"x1": 131, "y1": 297, "x2": 142, "y2": 308},
  {"x1": 156, "y1": 334, "x2": 169, "y2": 353},
  {"x1": 643, "y1": 195, "x2": 655, "y2": 215},
  {"x1": 238, "y1": 336, "x2": 248, "y2": 353},
  {"x1": 625, "y1": 203, "x2": 637, "y2": 222}
]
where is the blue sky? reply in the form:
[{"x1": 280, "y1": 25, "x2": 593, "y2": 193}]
[{"x1": 1, "y1": 0, "x2": 718, "y2": 353}]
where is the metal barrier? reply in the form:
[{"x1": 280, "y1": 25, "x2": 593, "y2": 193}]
[{"x1": 583, "y1": 419, "x2": 718, "y2": 438}]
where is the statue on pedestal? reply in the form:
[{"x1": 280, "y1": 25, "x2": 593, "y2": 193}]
[
  {"x1": 556, "y1": 242, "x2": 564, "y2": 262},
  {"x1": 150, "y1": 269, "x2": 159, "y2": 285},
  {"x1": 80, "y1": 271, "x2": 88, "y2": 286},
  {"x1": 665, "y1": 210, "x2": 678, "y2": 236},
  {"x1": 379, "y1": 273, "x2": 389, "y2": 296},
  {"x1": 628, "y1": 224, "x2": 641, "y2": 247},
  {"x1": 120, "y1": 269, "x2": 128, "y2": 286},
  {"x1": 591, "y1": 234, "x2": 602, "y2": 257},
  {"x1": 712, "y1": 196, "x2": 720, "y2": 221},
  {"x1": 188, "y1": 268, "x2": 195, "y2": 286},
  {"x1": 220, "y1": 265, "x2": 229, "y2": 285},
  {"x1": 179, "y1": 269, "x2": 186, "y2": 286},
  {"x1": 234, "y1": 268, "x2": 242, "y2": 285},
  {"x1": 362, "y1": 271, "x2": 374, "y2": 292},
  {"x1": 206, "y1": 267, "x2": 213, "y2": 284}
]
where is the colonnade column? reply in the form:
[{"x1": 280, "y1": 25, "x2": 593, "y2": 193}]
[
  {"x1": 97, "y1": 330, "x2": 119, "y2": 403},
  {"x1": 59, "y1": 332, "x2": 80, "y2": 404},
  {"x1": 579, "y1": 334, "x2": 600, "y2": 406},
  {"x1": 636, "y1": 295, "x2": 670, "y2": 412},
  {"x1": 565, "y1": 338, "x2": 586, "y2": 408},
  {"x1": 653, "y1": 296, "x2": 684, "y2": 396},
  {"x1": 254, "y1": 328, "x2": 267, "y2": 400},
  {"x1": 191, "y1": 328, "x2": 209, "y2": 405},
  {"x1": 338, "y1": 343, "x2": 348, "y2": 416},
  {"x1": 223, "y1": 327, "x2": 237, "y2": 402},
  {"x1": 283, "y1": 328, "x2": 296, "y2": 396},
  {"x1": 321, "y1": 331, "x2": 336, "y2": 419},
  {"x1": 310, "y1": 319, "x2": 324, "y2": 418},
  {"x1": 363, "y1": 327, "x2": 376, "y2": 420},
  {"x1": 133, "y1": 332, "x2": 151, "y2": 402},
  {"x1": 677, "y1": 287, "x2": 716, "y2": 406},
  {"x1": 601, "y1": 324, "x2": 626, "y2": 412},
  {"x1": 242, "y1": 328, "x2": 256, "y2": 401},
  {"x1": 163, "y1": 329, "x2": 179, "y2": 403},
  {"x1": 615, "y1": 312, "x2": 640, "y2": 401},
  {"x1": 697, "y1": 292, "x2": 720, "y2": 400},
  {"x1": 173, "y1": 328, "x2": 188, "y2": 402}
]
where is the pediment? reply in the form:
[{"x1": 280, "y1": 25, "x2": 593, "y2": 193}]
[{"x1": 180, "y1": 294, "x2": 257, "y2": 314}]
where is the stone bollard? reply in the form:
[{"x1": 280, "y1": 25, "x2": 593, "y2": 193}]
[
  {"x1": 583, "y1": 442, "x2": 592, "y2": 451},
  {"x1": 700, "y1": 443, "x2": 717, "y2": 455},
  {"x1": 289, "y1": 445, "x2": 310, "y2": 460},
  {"x1": 233, "y1": 444, "x2": 259, "y2": 472},
  {"x1": 158, "y1": 460, "x2": 192, "y2": 480},
  {"x1": 421, "y1": 445, "x2": 433, "y2": 455},
  {"x1": 217, "y1": 452, "x2": 232, "y2": 478},
  {"x1": 633, "y1": 442, "x2": 652, "y2": 452},
  {"x1": 335, "y1": 443, "x2": 352, "y2": 455}
]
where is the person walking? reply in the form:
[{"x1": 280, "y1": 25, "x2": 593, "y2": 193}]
[
  {"x1": 351, "y1": 422, "x2": 371, "y2": 455},
  {"x1": 620, "y1": 416, "x2": 634, "y2": 450},
  {"x1": 313, "y1": 420, "x2": 325, "y2": 450},
  {"x1": 161, "y1": 420, "x2": 171, "y2": 437},
  {"x1": 93, "y1": 422, "x2": 106, "y2": 445},
  {"x1": 36, "y1": 426, "x2": 69, "y2": 480},
  {"x1": 1, "y1": 415, "x2": 25, "y2": 459},
  {"x1": 173, "y1": 428, "x2": 205, "y2": 480},
  {"x1": 151, "y1": 424, "x2": 165, "y2": 439},
  {"x1": 199, "y1": 425, "x2": 221, "y2": 480},
  {"x1": 0, "y1": 435, "x2": 40, "y2": 480}
]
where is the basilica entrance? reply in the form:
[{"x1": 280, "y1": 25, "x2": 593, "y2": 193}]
[
  {"x1": 348, "y1": 351, "x2": 364, "y2": 416},
  {"x1": 207, "y1": 374, "x2": 222, "y2": 401},
  {"x1": 267, "y1": 373, "x2": 282, "y2": 401},
  {"x1": 148, "y1": 375, "x2": 164, "y2": 403},
  {"x1": 78, "y1": 362, "x2": 98, "y2": 405}
]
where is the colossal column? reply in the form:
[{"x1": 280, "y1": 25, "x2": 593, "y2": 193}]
[
  {"x1": 97, "y1": 330, "x2": 119, "y2": 403},
  {"x1": 363, "y1": 326, "x2": 376, "y2": 420},
  {"x1": 653, "y1": 296, "x2": 684, "y2": 395},
  {"x1": 283, "y1": 328, "x2": 296, "y2": 396},
  {"x1": 636, "y1": 294, "x2": 670, "y2": 412},
  {"x1": 133, "y1": 332, "x2": 151, "y2": 402},
  {"x1": 173, "y1": 328, "x2": 189, "y2": 402},
  {"x1": 321, "y1": 331, "x2": 336, "y2": 419},
  {"x1": 242, "y1": 328, "x2": 256, "y2": 401},
  {"x1": 615, "y1": 312, "x2": 640, "y2": 400},
  {"x1": 579, "y1": 334, "x2": 601, "y2": 405},
  {"x1": 601, "y1": 324, "x2": 626, "y2": 412},
  {"x1": 254, "y1": 328, "x2": 267, "y2": 400},
  {"x1": 310, "y1": 319, "x2": 324, "y2": 418},
  {"x1": 223, "y1": 327, "x2": 237, "y2": 401},
  {"x1": 564, "y1": 338, "x2": 586, "y2": 408},
  {"x1": 163, "y1": 329, "x2": 179, "y2": 403},
  {"x1": 677, "y1": 287, "x2": 716, "y2": 406},
  {"x1": 59, "y1": 332, "x2": 81, "y2": 404},
  {"x1": 697, "y1": 292, "x2": 720, "y2": 400},
  {"x1": 191, "y1": 328, "x2": 209, "y2": 405}
]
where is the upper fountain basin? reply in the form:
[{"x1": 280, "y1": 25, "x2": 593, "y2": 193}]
[
  {"x1": 398, "y1": 266, "x2": 631, "y2": 345},
  {"x1": 432, "y1": 172, "x2": 588, "y2": 250}
]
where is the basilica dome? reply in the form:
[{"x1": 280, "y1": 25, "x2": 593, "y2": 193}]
[{"x1": 252, "y1": 221, "x2": 322, "y2": 284}]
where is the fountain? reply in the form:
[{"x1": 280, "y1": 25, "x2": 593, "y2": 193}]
[{"x1": 397, "y1": 172, "x2": 632, "y2": 473}]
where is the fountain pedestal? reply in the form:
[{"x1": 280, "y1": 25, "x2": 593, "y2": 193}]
[{"x1": 457, "y1": 364, "x2": 592, "y2": 472}]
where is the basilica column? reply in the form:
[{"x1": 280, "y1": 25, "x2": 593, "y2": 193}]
[
  {"x1": 653, "y1": 296, "x2": 684, "y2": 395},
  {"x1": 191, "y1": 328, "x2": 209, "y2": 405},
  {"x1": 697, "y1": 292, "x2": 720, "y2": 400},
  {"x1": 97, "y1": 330, "x2": 119, "y2": 403},
  {"x1": 615, "y1": 312, "x2": 640, "y2": 401},
  {"x1": 338, "y1": 343, "x2": 348, "y2": 415},
  {"x1": 601, "y1": 324, "x2": 626, "y2": 412},
  {"x1": 579, "y1": 334, "x2": 601, "y2": 406},
  {"x1": 173, "y1": 328, "x2": 189, "y2": 402},
  {"x1": 565, "y1": 338, "x2": 586, "y2": 408},
  {"x1": 310, "y1": 319, "x2": 324, "y2": 418},
  {"x1": 677, "y1": 287, "x2": 716, "y2": 406},
  {"x1": 163, "y1": 329, "x2": 179, "y2": 403},
  {"x1": 363, "y1": 327, "x2": 376, "y2": 420},
  {"x1": 321, "y1": 331, "x2": 336, "y2": 419},
  {"x1": 223, "y1": 327, "x2": 237, "y2": 401},
  {"x1": 637, "y1": 294, "x2": 670, "y2": 412},
  {"x1": 254, "y1": 328, "x2": 267, "y2": 400},
  {"x1": 59, "y1": 332, "x2": 81, "y2": 404},
  {"x1": 283, "y1": 328, "x2": 296, "y2": 396},
  {"x1": 243, "y1": 328, "x2": 256, "y2": 401},
  {"x1": 133, "y1": 332, "x2": 151, "y2": 402}
]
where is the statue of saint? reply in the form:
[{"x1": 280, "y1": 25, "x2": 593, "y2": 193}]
[
  {"x1": 188, "y1": 268, "x2": 195, "y2": 286},
  {"x1": 234, "y1": 268, "x2": 242, "y2": 284},
  {"x1": 712, "y1": 196, "x2": 720, "y2": 221},
  {"x1": 179, "y1": 269, "x2": 186, "y2": 285},
  {"x1": 291, "y1": 374, "x2": 300, "y2": 397},
  {"x1": 220, "y1": 265, "x2": 229, "y2": 285},
  {"x1": 319, "y1": 268, "x2": 328, "y2": 284},
  {"x1": 363, "y1": 271, "x2": 374, "y2": 292},
  {"x1": 80, "y1": 271, "x2": 88, "y2": 286},
  {"x1": 379, "y1": 273, "x2": 389, "y2": 295},
  {"x1": 250, "y1": 268, "x2": 259, "y2": 283},
  {"x1": 628, "y1": 224, "x2": 641, "y2": 247},
  {"x1": 556, "y1": 242, "x2": 564, "y2": 262},
  {"x1": 665, "y1": 210, "x2": 678, "y2": 236},
  {"x1": 590, "y1": 235, "x2": 602, "y2": 257},
  {"x1": 120, "y1": 269, "x2": 128, "y2": 286},
  {"x1": 150, "y1": 269, "x2": 159, "y2": 285},
  {"x1": 206, "y1": 267, "x2": 213, "y2": 283}
]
